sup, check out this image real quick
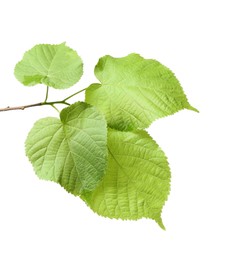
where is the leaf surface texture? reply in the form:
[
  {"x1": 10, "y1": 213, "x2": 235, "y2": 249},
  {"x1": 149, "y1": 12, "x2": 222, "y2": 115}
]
[
  {"x1": 82, "y1": 128, "x2": 171, "y2": 228},
  {"x1": 86, "y1": 53, "x2": 197, "y2": 130},
  {"x1": 15, "y1": 43, "x2": 83, "y2": 89},
  {"x1": 25, "y1": 102, "x2": 107, "y2": 194}
]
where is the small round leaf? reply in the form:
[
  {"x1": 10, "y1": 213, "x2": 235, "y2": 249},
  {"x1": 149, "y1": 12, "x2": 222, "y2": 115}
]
[{"x1": 14, "y1": 43, "x2": 83, "y2": 89}]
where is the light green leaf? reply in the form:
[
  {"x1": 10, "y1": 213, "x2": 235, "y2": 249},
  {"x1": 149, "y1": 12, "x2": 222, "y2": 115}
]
[
  {"x1": 14, "y1": 43, "x2": 83, "y2": 89},
  {"x1": 86, "y1": 53, "x2": 197, "y2": 130},
  {"x1": 81, "y1": 128, "x2": 171, "y2": 229},
  {"x1": 25, "y1": 102, "x2": 107, "y2": 194}
]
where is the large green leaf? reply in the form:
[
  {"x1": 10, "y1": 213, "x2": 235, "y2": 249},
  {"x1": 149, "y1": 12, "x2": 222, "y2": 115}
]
[
  {"x1": 14, "y1": 43, "x2": 83, "y2": 89},
  {"x1": 81, "y1": 128, "x2": 171, "y2": 229},
  {"x1": 86, "y1": 53, "x2": 197, "y2": 130},
  {"x1": 25, "y1": 102, "x2": 107, "y2": 194}
]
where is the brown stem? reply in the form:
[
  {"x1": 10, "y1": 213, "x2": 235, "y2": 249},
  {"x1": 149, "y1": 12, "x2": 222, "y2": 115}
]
[
  {"x1": 0, "y1": 87, "x2": 86, "y2": 113},
  {"x1": 0, "y1": 103, "x2": 43, "y2": 112},
  {"x1": 0, "y1": 101, "x2": 70, "y2": 113}
]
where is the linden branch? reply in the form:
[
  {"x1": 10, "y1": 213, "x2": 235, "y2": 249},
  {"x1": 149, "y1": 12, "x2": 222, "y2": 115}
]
[{"x1": 0, "y1": 87, "x2": 86, "y2": 113}]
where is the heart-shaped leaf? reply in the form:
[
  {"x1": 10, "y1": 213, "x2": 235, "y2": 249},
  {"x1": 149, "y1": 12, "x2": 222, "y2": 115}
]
[
  {"x1": 25, "y1": 102, "x2": 107, "y2": 194},
  {"x1": 81, "y1": 128, "x2": 170, "y2": 229},
  {"x1": 86, "y1": 53, "x2": 197, "y2": 130}
]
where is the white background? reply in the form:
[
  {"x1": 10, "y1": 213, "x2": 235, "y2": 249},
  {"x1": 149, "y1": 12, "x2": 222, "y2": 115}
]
[{"x1": 0, "y1": 0, "x2": 235, "y2": 259}]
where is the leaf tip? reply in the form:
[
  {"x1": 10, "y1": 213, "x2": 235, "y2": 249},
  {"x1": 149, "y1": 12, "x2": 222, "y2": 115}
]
[
  {"x1": 155, "y1": 217, "x2": 166, "y2": 230},
  {"x1": 60, "y1": 41, "x2": 67, "y2": 46},
  {"x1": 188, "y1": 105, "x2": 199, "y2": 113}
]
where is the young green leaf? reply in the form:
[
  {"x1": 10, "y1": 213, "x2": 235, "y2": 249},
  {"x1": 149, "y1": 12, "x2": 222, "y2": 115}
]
[
  {"x1": 14, "y1": 43, "x2": 83, "y2": 89},
  {"x1": 81, "y1": 128, "x2": 171, "y2": 229},
  {"x1": 25, "y1": 102, "x2": 107, "y2": 194},
  {"x1": 86, "y1": 53, "x2": 197, "y2": 130}
]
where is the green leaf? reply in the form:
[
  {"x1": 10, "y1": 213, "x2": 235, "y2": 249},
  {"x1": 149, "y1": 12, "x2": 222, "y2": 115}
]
[
  {"x1": 86, "y1": 53, "x2": 197, "y2": 131},
  {"x1": 81, "y1": 128, "x2": 171, "y2": 229},
  {"x1": 25, "y1": 102, "x2": 107, "y2": 194},
  {"x1": 14, "y1": 43, "x2": 83, "y2": 89}
]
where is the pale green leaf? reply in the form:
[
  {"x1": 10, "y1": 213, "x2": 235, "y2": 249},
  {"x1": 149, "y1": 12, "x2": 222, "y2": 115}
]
[
  {"x1": 81, "y1": 128, "x2": 171, "y2": 229},
  {"x1": 86, "y1": 53, "x2": 197, "y2": 130},
  {"x1": 25, "y1": 102, "x2": 107, "y2": 194},
  {"x1": 14, "y1": 43, "x2": 83, "y2": 89}
]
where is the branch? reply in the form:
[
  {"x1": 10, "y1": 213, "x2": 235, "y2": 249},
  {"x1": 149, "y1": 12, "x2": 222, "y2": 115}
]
[
  {"x1": 0, "y1": 87, "x2": 86, "y2": 113},
  {"x1": 0, "y1": 101, "x2": 70, "y2": 113},
  {"x1": 0, "y1": 103, "x2": 43, "y2": 112}
]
